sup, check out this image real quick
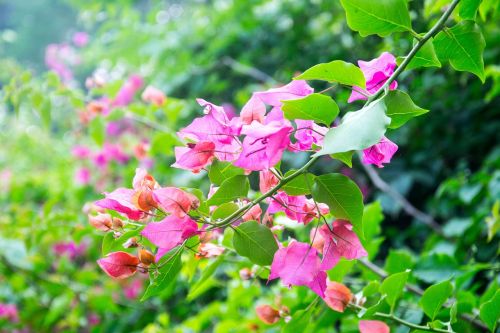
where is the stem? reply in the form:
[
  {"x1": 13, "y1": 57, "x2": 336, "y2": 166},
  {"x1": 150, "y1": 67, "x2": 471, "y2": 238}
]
[
  {"x1": 125, "y1": 113, "x2": 171, "y2": 133},
  {"x1": 208, "y1": 156, "x2": 320, "y2": 230},
  {"x1": 366, "y1": 0, "x2": 461, "y2": 104},
  {"x1": 351, "y1": 304, "x2": 453, "y2": 333}
]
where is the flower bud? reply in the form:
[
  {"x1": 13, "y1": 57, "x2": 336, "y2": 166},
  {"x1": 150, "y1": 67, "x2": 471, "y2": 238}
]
[
  {"x1": 132, "y1": 189, "x2": 157, "y2": 212},
  {"x1": 123, "y1": 237, "x2": 138, "y2": 248},
  {"x1": 112, "y1": 217, "x2": 124, "y2": 229},
  {"x1": 139, "y1": 249, "x2": 155, "y2": 266},
  {"x1": 255, "y1": 305, "x2": 280, "y2": 325},
  {"x1": 239, "y1": 268, "x2": 253, "y2": 280},
  {"x1": 88, "y1": 213, "x2": 112, "y2": 231}
]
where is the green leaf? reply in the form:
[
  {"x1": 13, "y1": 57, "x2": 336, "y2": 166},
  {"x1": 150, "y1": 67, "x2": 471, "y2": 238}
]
[
  {"x1": 331, "y1": 151, "x2": 354, "y2": 167},
  {"x1": 312, "y1": 173, "x2": 364, "y2": 236},
  {"x1": 187, "y1": 254, "x2": 226, "y2": 301},
  {"x1": 314, "y1": 99, "x2": 390, "y2": 156},
  {"x1": 212, "y1": 202, "x2": 239, "y2": 221},
  {"x1": 89, "y1": 116, "x2": 105, "y2": 146},
  {"x1": 208, "y1": 160, "x2": 245, "y2": 186},
  {"x1": 294, "y1": 60, "x2": 366, "y2": 88},
  {"x1": 206, "y1": 175, "x2": 249, "y2": 206},
  {"x1": 384, "y1": 90, "x2": 429, "y2": 129},
  {"x1": 480, "y1": 290, "x2": 500, "y2": 332},
  {"x1": 282, "y1": 93, "x2": 339, "y2": 126},
  {"x1": 102, "y1": 227, "x2": 144, "y2": 255},
  {"x1": 142, "y1": 247, "x2": 183, "y2": 301},
  {"x1": 340, "y1": 0, "x2": 412, "y2": 37},
  {"x1": 233, "y1": 221, "x2": 278, "y2": 266},
  {"x1": 398, "y1": 39, "x2": 441, "y2": 70},
  {"x1": 384, "y1": 249, "x2": 415, "y2": 274},
  {"x1": 459, "y1": 0, "x2": 481, "y2": 20},
  {"x1": 282, "y1": 171, "x2": 316, "y2": 196},
  {"x1": 419, "y1": 280, "x2": 453, "y2": 320},
  {"x1": 380, "y1": 271, "x2": 409, "y2": 311},
  {"x1": 283, "y1": 300, "x2": 318, "y2": 333},
  {"x1": 434, "y1": 21, "x2": 486, "y2": 82}
]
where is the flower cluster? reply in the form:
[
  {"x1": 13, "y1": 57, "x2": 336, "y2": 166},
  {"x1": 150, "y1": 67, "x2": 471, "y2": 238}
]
[{"x1": 90, "y1": 53, "x2": 399, "y2": 311}]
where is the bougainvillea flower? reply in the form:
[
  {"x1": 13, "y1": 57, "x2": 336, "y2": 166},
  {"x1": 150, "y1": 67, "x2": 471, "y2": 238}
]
[
  {"x1": 289, "y1": 120, "x2": 328, "y2": 151},
  {"x1": 123, "y1": 279, "x2": 143, "y2": 300},
  {"x1": 72, "y1": 31, "x2": 89, "y2": 47},
  {"x1": 141, "y1": 85, "x2": 166, "y2": 106},
  {"x1": 269, "y1": 241, "x2": 327, "y2": 297},
  {"x1": 141, "y1": 215, "x2": 199, "y2": 261},
  {"x1": 152, "y1": 187, "x2": 199, "y2": 218},
  {"x1": 53, "y1": 241, "x2": 87, "y2": 260},
  {"x1": 254, "y1": 80, "x2": 314, "y2": 107},
  {"x1": 359, "y1": 320, "x2": 390, "y2": 333},
  {"x1": 242, "y1": 203, "x2": 262, "y2": 222},
  {"x1": 172, "y1": 141, "x2": 216, "y2": 173},
  {"x1": 259, "y1": 169, "x2": 280, "y2": 194},
  {"x1": 178, "y1": 99, "x2": 242, "y2": 162},
  {"x1": 234, "y1": 120, "x2": 292, "y2": 171},
  {"x1": 255, "y1": 305, "x2": 281, "y2": 324},
  {"x1": 0, "y1": 303, "x2": 19, "y2": 323},
  {"x1": 310, "y1": 227, "x2": 326, "y2": 254},
  {"x1": 71, "y1": 145, "x2": 91, "y2": 159},
  {"x1": 268, "y1": 192, "x2": 328, "y2": 224},
  {"x1": 75, "y1": 167, "x2": 91, "y2": 185},
  {"x1": 95, "y1": 188, "x2": 146, "y2": 220},
  {"x1": 112, "y1": 74, "x2": 144, "y2": 107},
  {"x1": 349, "y1": 52, "x2": 398, "y2": 103},
  {"x1": 241, "y1": 94, "x2": 266, "y2": 125},
  {"x1": 362, "y1": 136, "x2": 398, "y2": 168},
  {"x1": 97, "y1": 251, "x2": 140, "y2": 279},
  {"x1": 319, "y1": 221, "x2": 368, "y2": 270},
  {"x1": 322, "y1": 280, "x2": 353, "y2": 312},
  {"x1": 132, "y1": 168, "x2": 157, "y2": 190},
  {"x1": 197, "y1": 243, "x2": 225, "y2": 258}
]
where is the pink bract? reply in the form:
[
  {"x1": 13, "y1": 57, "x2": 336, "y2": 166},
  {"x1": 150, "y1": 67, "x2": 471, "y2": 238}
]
[
  {"x1": 319, "y1": 221, "x2": 367, "y2": 270},
  {"x1": 349, "y1": 52, "x2": 398, "y2": 103},
  {"x1": 269, "y1": 241, "x2": 327, "y2": 297},
  {"x1": 95, "y1": 188, "x2": 146, "y2": 220},
  {"x1": 141, "y1": 215, "x2": 199, "y2": 261},
  {"x1": 172, "y1": 141, "x2": 216, "y2": 173},
  {"x1": 152, "y1": 187, "x2": 199, "y2": 218},
  {"x1": 97, "y1": 251, "x2": 140, "y2": 279},
  {"x1": 362, "y1": 136, "x2": 398, "y2": 168},
  {"x1": 359, "y1": 320, "x2": 391, "y2": 333}
]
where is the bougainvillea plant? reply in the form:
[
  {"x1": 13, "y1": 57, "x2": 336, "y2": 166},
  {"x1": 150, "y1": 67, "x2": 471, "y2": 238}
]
[{"x1": 88, "y1": 0, "x2": 497, "y2": 332}]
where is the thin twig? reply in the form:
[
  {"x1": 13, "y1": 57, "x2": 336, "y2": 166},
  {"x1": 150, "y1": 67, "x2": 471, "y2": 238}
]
[
  {"x1": 221, "y1": 56, "x2": 278, "y2": 84},
  {"x1": 358, "y1": 155, "x2": 445, "y2": 237}
]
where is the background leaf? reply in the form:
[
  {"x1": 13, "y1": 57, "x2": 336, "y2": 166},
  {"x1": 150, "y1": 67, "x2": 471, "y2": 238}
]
[
  {"x1": 282, "y1": 93, "x2": 339, "y2": 126},
  {"x1": 419, "y1": 280, "x2": 453, "y2": 320},
  {"x1": 207, "y1": 175, "x2": 249, "y2": 206}
]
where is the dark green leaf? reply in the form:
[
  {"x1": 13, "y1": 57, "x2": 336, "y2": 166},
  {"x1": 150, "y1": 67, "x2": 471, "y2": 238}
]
[
  {"x1": 208, "y1": 160, "x2": 245, "y2": 186},
  {"x1": 434, "y1": 21, "x2": 485, "y2": 82},
  {"x1": 340, "y1": 0, "x2": 412, "y2": 37},
  {"x1": 283, "y1": 300, "x2": 318, "y2": 333},
  {"x1": 414, "y1": 254, "x2": 461, "y2": 284},
  {"x1": 282, "y1": 93, "x2": 339, "y2": 126},
  {"x1": 380, "y1": 270, "x2": 409, "y2": 311},
  {"x1": 233, "y1": 221, "x2": 278, "y2": 266},
  {"x1": 315, "y1": 99, "x2": 390, "y2": 156},
  {"x1": 206, "y1": 175, "x2": 249, "y2": 206},
  {"x1": 294, "y1": 60, "x2": 365, "y2": 87},
  {"x1": 384, "y1": 249, "x2": 415, "y2": 274},
  {"x1": 419, "y1": 280, "x2": 453, "y2": 320},
  {"x1": 312, "y1": 173, "x2": 364, "y2": 236},
  {"x1": 282, "y1": 171, "x2": 316, "y2": 196},
  {"x1": 384, "y1": 90, "x2": 429, "y2": 129}
]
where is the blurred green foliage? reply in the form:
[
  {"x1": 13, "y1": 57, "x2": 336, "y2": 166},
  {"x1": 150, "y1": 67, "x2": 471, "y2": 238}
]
[{"x1": 0, "y1": 0, "x2": 499, "y2": 332}]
